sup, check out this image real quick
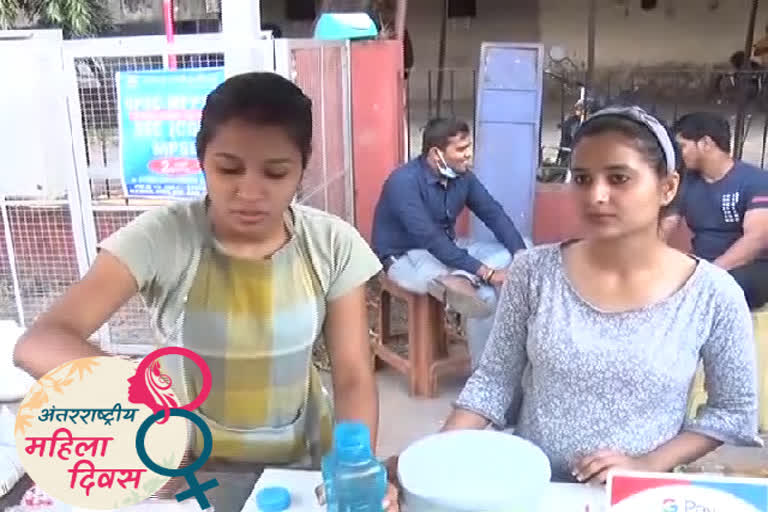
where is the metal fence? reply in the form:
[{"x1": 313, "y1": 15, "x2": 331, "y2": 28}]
[
  {"x1": 588, "y1": 68, "x2": 768, "y2": 168},
  {"x1": 0, "y1": 199, "x2": 82, "y2": 328},
  {"x1": 0, "y1": 34, "x2": 355, "y2": 355},
  {"x1": 79, "y1": 53, "x2": 225, "y2": 187},
  {"x1": 403, "y1": 63, "x2": 768, "y2": 172},
  {"x1": 541, "y1": 66, "x2": 768, "y2": 170}
]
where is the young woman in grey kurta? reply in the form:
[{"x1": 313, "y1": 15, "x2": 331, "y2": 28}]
[
  {"x1": 430, "y1": 106, "x2": 761, "y2": 485},
  {"x1": 454, "y1": 242, "x2": 760, "y2": 482}
]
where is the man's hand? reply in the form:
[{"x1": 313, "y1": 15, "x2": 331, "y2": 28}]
[
  {"x1": 488, "y1": 269, "x2": 507, "y2": 287},
  {"x1": 384, "y1": 455, "x2": 401, "y2": 511},
  {"x1": 385, "y1": 455, "x2": 400, "y2": 486},
  {"x1": 572, "y1": 450, "x2": 653, "y2": 485},
  {"x1": 476, "y1": 265, "x2": 507, "y2": 287},
  {"x1": 384, "y1": 482, "x2": 399, "y2": 512}
]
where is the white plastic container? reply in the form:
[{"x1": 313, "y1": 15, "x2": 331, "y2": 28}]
[
  {"x1": 397, "y1": 430, "x2": 552, "y2": 512},
  {"x1": 0, "y1": 319, "x2": 35, "y2": 402},
  {"x1": 0, "y1": 405, "x2": 25, "y2": 499}
]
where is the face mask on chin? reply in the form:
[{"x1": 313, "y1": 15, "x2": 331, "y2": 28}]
[{"x1": 435, "y1": 149, "x2": 459, "y2": 179}]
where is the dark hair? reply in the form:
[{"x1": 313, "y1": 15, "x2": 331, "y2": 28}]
[
  {"x1": 421, "y1": 118, "x2": 470, "y2": 155},
  {"x1": 196, "y1": 72, "x2": 313, "y2": 167},
  {"x1": 672, "y1": 112, "x2": 731, "y2": 153},
  {"x1": 573, "y1": 113, "x2": 680, "y2": 218},
  {"x1": 573, "y1": 114, "x2": 673, "y2": 178}
]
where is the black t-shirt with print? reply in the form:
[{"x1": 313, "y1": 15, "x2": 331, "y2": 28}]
[{"x1": 673, "y1": 161, "x2": 768, "y2": 261}]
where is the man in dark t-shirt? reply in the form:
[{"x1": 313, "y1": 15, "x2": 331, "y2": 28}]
[{"x1": 663, "y1": 112, "x2": 768, "y2": 309}]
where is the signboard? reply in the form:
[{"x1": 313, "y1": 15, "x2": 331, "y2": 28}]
[
  {"x1": 608, "y1": 471, "x2": 768, "y2": 512},
  {"x1": 116, "y1": 68, "x2": 225, "y2": 198}
]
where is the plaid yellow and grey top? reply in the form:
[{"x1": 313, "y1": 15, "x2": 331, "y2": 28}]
[{"x1": 98, "y1": 199, "x2": 382, "y2": 465}]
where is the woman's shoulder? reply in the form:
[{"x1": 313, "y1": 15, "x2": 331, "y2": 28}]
[
  {"x1": 98, "y1": 199, "x2": 205, "y2": 266},
  {"x1": 292, "y1": 204, "x2": 382, "y2": 299},
  {"x1": 666, "y1": 256, "x2": 753, "y2": 332},
  {"x1": 510, "y1": 242, "x2": 563, "y2": 273},
  {"x1": 688, "y1": 258, "x2": 750, "y2": 309},
  {"x1": 144, "y1": 198, "x2": 205, "y2": 229},
  {"x1": 113, "y1": 198, "x2": 204, "y2": 235},
  {"x1": 292, "y1": 204, "x2": 365, "y2": 245}
]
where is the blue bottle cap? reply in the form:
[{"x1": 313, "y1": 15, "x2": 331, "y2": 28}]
[
  {"x1": 334, "y1": 422, "x2": 373, "y2": 463},
  {"x1": 256, "y1": 486, "x2": 291, "y2": 512}
]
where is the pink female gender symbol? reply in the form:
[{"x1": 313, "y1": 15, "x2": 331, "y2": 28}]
[{"x1": 127, "y1": 347, "x2": 212, "y2": 424}]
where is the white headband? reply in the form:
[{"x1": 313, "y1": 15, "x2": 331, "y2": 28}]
[{"x1": 584, "y1": 106, "x2": 677, "y2": 174}]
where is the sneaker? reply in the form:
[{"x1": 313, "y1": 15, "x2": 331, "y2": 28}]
[{"x1": 427, "y1": 276, "x2": 493, "y2": 318}]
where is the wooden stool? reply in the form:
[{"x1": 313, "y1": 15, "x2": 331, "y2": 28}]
[
  {"x1": 687, "y1": 305, "x2": 768, "y2": 431},
  {"x1": 373, "y1": 275, "x2": 471, "y2": 398}
]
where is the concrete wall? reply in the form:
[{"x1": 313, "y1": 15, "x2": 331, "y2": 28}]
[
  {"x1": 262, "y1": 0, "x2": 768, "y2": 102},
  {"x1": 540, "y1": 0, "x2": 768, "y2": 68},
  {"x1": 261, "y1": 0, "x2": 540, "y2": 104}
]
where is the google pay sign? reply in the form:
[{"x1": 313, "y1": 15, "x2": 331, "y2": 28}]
[{"x1": 607, "y1": 470, "x2": 768, "y2": 512}]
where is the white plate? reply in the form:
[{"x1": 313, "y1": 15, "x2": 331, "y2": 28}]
[{"x1": 398, "y1": 430, "x2": 552, "y2": 512}]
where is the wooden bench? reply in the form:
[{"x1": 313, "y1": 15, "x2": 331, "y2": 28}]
[{"x1": 372, "y1": 274, "x2": 471, "y2": 398}]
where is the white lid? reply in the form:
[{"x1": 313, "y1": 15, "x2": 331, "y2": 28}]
[{"x1": 398, "y1": 430, "x2": 552, "y2": 511}]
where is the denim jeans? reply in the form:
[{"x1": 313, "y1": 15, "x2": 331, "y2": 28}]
[{"x1": 386, "y1": 239, "x2": 520, "y2": 367}]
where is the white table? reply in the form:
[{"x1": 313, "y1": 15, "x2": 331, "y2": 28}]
[{"x1": 241, "y1": 469, "x2": 606, "y2": 512}]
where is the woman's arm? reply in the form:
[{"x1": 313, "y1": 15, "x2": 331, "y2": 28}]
[
  {"x1": 441, "y1": 408, "x2": 490, "y2": 431},
  {"x1": 574, "y1": 432, "x2": 721, "y2": 484},
  {"x1": 449, "y1": 250, "x2": 533, "y2": 429},
  {"x1": 643, "y1": 432, "x2": 722, "y2": 471},
  {"x1": 683, "y1": 279, "x2": 761, "y2": 447},
  {"x1": 324, "y1": 284, "x2": 379, "y2": 446},
  {"x1": 14, "y1": 251, "x2": 138, "y2": 378}
]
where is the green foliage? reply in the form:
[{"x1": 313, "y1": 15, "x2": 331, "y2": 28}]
[{"x1": 0, "y1": 0, "x2": 111, "y2": 38}]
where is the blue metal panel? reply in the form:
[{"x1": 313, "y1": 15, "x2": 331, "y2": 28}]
[
  {"x1": 483, "y1": 48, "x2": 538, "y2": 90},
  {"x1": 471, "y1": 43, "x2": 543, "y2": 245},
  {"x1": 478, "y1": 90, "x2": 538, "y2": 123}
]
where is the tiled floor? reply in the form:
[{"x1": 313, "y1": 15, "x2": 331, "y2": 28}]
[
  {"x1": 373, "y1": 370, "x2": 464, "y2": 457},
  {"x1": 319, "y1": 368, "x2": 464, "y2": 457}
]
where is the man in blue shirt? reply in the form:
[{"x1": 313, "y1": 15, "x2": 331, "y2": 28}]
[
  {"x1": 664, "y1": 112, "x2": 768, "y2": 309},
  {"x1": 372, "y1": 118, "x2": 526, "y2": 364}
]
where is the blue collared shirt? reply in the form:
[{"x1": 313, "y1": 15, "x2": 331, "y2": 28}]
[{"x1": 371, "y1": 157, "x2": 525, "y2": 274}]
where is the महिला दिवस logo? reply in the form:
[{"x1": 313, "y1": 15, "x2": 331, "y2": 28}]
[{"x1": 15, "y1": 347, "x2": 217, "y2": 510}]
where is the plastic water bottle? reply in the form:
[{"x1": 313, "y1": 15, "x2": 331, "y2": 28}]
[
  {"x1": 322, "y1": 422, "x2": 387, "y2": 512},
  {"x1": 321, "y1": 450, "x2": 338, "y2": 512}
]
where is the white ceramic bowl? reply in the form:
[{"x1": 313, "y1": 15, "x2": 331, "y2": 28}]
[{"x1": 398, "y1": 430, "x2": 552, "y2": 512}]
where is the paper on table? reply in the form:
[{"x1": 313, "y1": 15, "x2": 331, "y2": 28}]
[
  {"x1": 537, "y1": 484, "x2": 605, "y2": 512},
  {"x1": 241, "y1": 469, "x2": 606, "y2": 512},
  {"x1": 71, "y1": 499, "x2": 206, "y2": 512},
  {"x1": 242, "y1": 469, "x2": 324, "y2": 512}
]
